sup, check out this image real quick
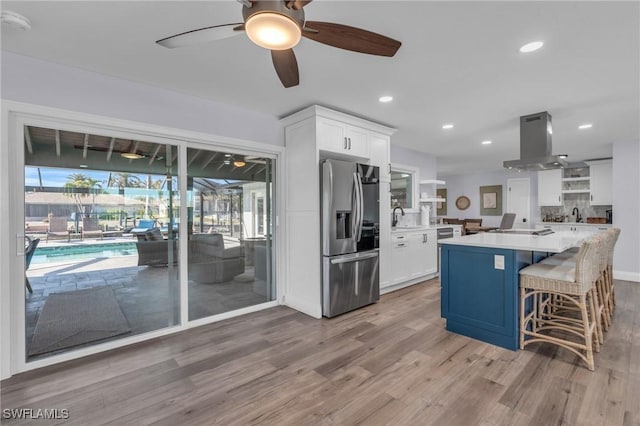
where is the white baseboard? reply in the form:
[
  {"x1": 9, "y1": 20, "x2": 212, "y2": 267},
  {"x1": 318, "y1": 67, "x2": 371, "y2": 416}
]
[
  {"x1": 381, "y1": 273, "x2": 438, "y2": 295},
  {"x1": 613, "y1": 270, "x2": 640, "y2": 282}
]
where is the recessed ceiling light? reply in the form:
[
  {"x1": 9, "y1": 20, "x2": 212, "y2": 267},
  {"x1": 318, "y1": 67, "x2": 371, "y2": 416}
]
[
  {"x1": 578, "y1": 123, "x2": 593, "y2": 129},
  {"x1": 378, "y1": 96, "x2": 393, "y2": 103},
  {"x1": 519, "y1": 41, "x2": 544, "y2": 53},
  {"x1": 233, "y1": 160, "x2": 246, "y2": 168},
  {"x1": 442, "y1": 124, "x2": 454, "y2": 130},
  {"x1": 79, "y1": 164, "x2": 88, "y2": 168},
  {"x1": 558, "y1": 154, "x2": 568, "y2": 159},
  {"x1": 481, "y1": 140, "x2": 492, "y2": 145},
  {"x1": 224, "y1": 154, "x2": 232, "y2": 157}
]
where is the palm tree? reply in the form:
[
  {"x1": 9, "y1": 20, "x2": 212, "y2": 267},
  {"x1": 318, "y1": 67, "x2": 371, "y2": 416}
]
[{"x1": 63, "y1": 173, "x2": 103, "y2": 216}]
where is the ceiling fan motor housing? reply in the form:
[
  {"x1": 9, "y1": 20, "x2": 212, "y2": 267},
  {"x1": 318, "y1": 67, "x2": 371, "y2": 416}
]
[{"x1": 242, "y1": 1, "x2": 305, "y2": 28}]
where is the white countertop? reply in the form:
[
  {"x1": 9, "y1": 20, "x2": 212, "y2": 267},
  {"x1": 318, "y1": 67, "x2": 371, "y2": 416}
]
[{"x1": 439, "y1": 229, "x2": 600, "y2": 253}]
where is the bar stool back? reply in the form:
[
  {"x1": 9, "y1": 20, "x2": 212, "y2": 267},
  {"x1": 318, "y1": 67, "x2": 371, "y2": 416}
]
[{"x1": 519, "y1": 237, "x2": 600, "y2": 370}]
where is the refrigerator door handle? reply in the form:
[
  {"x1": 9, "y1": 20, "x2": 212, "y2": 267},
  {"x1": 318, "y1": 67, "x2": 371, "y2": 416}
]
[
  {"x1": 330, "y1": 251, "x2": 379, "y2": 264},
  {"x1": 351, "y1": 172, "x2": 360, "y2": 243},
  {"x1": 323, "y1": 161, "x2": 333, "y2": 253},
  {"x1": 356, "y1": 172, "x2": 364, "y2": 242}
]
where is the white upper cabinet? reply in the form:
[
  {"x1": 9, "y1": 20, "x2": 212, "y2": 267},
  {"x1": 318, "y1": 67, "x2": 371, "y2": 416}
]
[
  {"x1": 317, "y1": 118, "x2": 369, "y2": 159},
  {"x1": 368, "y1": 132, "x2": 391, "y2": 182},
  {"x1": 537, "y1": 169, "x2": 563, "y2": 206},
  {"x1": 588, "y1": 160, "x2": 613, "y2": 205}
]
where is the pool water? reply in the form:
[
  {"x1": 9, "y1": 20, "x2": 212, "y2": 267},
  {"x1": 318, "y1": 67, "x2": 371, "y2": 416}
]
[{"x1": 31, "y1": 242, "x2": 137, "y2": 265}]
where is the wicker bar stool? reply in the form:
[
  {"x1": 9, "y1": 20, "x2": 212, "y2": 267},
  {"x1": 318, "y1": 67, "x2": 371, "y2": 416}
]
[
  {"x1": 605, "y1": 228, "x2": 621, "y2": 317},
  {"x1": 541, "y1": 231, "x2": 612, "y2": 334},
  {"x1": 519, "y1": 237, "x2": 600, "y2": 371}
]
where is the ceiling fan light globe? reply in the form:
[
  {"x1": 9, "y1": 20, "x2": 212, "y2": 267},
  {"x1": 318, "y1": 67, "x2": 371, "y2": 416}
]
[
  {"x1": 245, "y1": 12, "x2": 301, "y2": 50},
  {"x1": 121, "y1": 152, "x2": 144, "y2": 159}
]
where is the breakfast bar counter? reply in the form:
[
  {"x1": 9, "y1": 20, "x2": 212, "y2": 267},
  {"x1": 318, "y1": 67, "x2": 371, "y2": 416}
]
[{"x1": 438, "y1": 230, "x2": 593, "y2": 350}]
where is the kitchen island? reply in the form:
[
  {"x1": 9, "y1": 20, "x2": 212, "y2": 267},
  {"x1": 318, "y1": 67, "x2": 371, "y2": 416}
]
[{"x1": 439, "y1": 230, "x2": 595, "y2": 350}]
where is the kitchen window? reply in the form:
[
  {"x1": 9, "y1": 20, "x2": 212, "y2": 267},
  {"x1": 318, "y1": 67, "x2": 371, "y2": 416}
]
[{"x1": 390, "y1": 164, "x2": 419, "y2": 211}]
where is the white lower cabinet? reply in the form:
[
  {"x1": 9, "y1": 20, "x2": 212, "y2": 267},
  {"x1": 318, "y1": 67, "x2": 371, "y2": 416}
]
[{"x1": 386, "y1": 229, "x2": 437, "y2": 291}]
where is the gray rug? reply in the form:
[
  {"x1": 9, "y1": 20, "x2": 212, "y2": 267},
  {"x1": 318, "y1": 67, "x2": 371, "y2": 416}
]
[{"x1": 29, "y1": 287, "x2": 130, "y2": 356}]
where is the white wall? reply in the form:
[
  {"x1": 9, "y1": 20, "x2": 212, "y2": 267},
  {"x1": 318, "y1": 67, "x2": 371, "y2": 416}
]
[
  {"x1": 441, "y1": 170, "x2": 539, "y2": 227},
  {"x1": 1, "y1": 52, "x2": 285, "y2": 380},
  {"x1": 391, "y1": 144, "x2": 437, "y2": 180},
  {"x1": 612, "y1": 140, "x2": 640, "y2": 281},
  {"x1": 1, "y1": 52, "x2": 283, "y2": 146},
  {"x1": 390, "y1": 144, "x2": 438, "y2": 226}
]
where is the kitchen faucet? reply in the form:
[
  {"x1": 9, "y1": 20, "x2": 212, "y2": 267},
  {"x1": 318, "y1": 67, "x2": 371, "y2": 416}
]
[
  {"x1": 572, "y1": 207, "x2": 582, "y2": 223},
  {"x1": 392, "y1": 206, "x2": 405, "y2": 227}
]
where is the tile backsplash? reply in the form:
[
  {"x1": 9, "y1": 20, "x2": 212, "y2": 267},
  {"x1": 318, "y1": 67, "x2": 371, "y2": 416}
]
[{"x1": 540, "y1": 194, "x2": 611, "y2": 222}]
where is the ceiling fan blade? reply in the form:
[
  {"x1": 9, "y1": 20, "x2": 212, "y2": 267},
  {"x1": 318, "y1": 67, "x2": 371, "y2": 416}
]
[
  {"x1": 303, "y1": 21, "x2": 401, "y2": 57},
  {"x1": 286, "y1": 0, "x2": 312, "y2": 10},
  {"x1": 156, "y1": 23, "x2": 244, "y2": 48},
  {"x1": 271, "y1": 49, "x2": 300, "y2": 88}
]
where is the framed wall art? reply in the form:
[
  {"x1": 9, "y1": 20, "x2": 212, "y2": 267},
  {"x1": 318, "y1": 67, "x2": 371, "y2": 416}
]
[
  {"x1": 479, "y1": 185, "x2": 502, "y2": 216},
  {"x1": 455, "y1": 195, "x2": 470, "y2": 211}
]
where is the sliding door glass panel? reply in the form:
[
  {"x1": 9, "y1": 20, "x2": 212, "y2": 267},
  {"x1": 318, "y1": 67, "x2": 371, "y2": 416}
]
[
  {"x1": 186, "y1": 148, "x2": 275, "y2": 321},
  {"x1": 23, "y1": 125, "x2": 180, "y2": 361}
]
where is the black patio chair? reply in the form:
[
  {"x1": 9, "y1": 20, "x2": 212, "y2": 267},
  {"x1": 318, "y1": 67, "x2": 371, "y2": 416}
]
[{"x1": 25, "y1": 236, "x2": 40, "y2": 293}]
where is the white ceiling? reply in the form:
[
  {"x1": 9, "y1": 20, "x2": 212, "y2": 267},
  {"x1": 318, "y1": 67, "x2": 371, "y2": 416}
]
[{"x1": 2, "y1": 1, "x2": 639, "y2": 176}]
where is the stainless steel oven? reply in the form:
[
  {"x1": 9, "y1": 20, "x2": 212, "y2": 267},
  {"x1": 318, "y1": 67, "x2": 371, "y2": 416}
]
[{"x1": 437, "y1": 227, "x2": 454, "y2": 272}]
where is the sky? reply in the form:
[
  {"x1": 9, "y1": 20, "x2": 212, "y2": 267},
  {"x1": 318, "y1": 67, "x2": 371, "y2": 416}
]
[
  {"x1": 24, "y1": 166, "x2": 243, "y2": 190},
  {"x1": 25, "y1": 166, "x2": 110, "y2": 188}
]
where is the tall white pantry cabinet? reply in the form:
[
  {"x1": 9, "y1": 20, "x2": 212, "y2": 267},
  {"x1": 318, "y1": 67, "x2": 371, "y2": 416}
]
[{"x1": 281, "y1": 105, "x2": 396, "y2": 318}]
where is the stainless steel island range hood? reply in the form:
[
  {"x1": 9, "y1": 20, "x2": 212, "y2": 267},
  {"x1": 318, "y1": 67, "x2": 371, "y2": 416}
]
[{"x1": 503, "y1": 111, "x2": 569, "y2": 171}]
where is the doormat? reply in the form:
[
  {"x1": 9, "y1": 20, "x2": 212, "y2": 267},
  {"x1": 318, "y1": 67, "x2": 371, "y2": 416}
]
[{"x1": 29, "y1": 287, "x2": 130, "y2": 356}]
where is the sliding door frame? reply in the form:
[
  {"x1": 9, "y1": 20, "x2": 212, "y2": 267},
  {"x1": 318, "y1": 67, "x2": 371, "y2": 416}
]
[{"x1": 1, "y1": 101, "x2": 286, "y2": 378}]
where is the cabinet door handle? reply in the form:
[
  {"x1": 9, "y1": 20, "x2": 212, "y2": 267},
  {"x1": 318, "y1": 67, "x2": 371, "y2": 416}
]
[
  {"x1": 397, "y1": 243, "x2": 405, "y2": 247},
  {"x1": 344, "y1": 137, "x2": 348, "y2": 149},
  {"x1": 396, "y1": 236, "x2": 405, "y2": 239},
  {"x1": 558, "y1": 195, "x2": 561, "y2": 202},
  {"x1": 590, "y1": 194, "x2": 593, "y2": 201},
  {"x1": 348, "y1": 137, "x2": 352, "y2": 150}
]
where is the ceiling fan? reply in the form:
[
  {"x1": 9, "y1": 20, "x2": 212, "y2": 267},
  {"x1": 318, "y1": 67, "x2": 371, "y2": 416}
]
[{"x1": 156, "y1": 0, "x2": 402, "y2": 88}]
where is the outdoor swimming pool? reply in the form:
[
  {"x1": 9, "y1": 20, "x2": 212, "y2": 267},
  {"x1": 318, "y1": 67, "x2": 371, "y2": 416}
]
[{"x1": 31, "y1": 242, "x2": 138, "y2": 265}]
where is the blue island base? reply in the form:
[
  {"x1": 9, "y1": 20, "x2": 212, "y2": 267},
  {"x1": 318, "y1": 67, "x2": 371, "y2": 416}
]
[{"x1": 440, "y1": 244, "x2": 547, "y2": 351}]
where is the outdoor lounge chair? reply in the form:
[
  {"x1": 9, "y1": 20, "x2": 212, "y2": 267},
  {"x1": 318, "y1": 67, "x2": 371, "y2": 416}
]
[
  {"x1": 188, "y1": 234, "x2": 245, "y2": 283},
  {"x1": 81, "y1": 217, "x2": 103, "y2": 240},
  {"x1": 135, "y1": 231, "x2": 244, "y2": 283},
  {"x1": 46, "y1": 217, "x2": 70, "y2": 242},
  {"x1": 24, "y1": 236, "x2": 40, "y2": 293}
]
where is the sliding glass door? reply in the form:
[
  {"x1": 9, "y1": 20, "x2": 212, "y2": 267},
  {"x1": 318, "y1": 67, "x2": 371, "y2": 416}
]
[
  {"x1": 19, "y1": 123, "x2": 278, "y2": 363},
  {"x1": 186, "y1": 147, "x2": 275, "y2": 321},
  {"x1": 23, "y1": 125, "x2": 180, "y2": 360}
]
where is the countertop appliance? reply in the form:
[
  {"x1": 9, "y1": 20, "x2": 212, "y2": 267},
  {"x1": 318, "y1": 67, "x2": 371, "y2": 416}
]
[{"x1": 321, "y1": 159, "x2": 380, "y2": 317}]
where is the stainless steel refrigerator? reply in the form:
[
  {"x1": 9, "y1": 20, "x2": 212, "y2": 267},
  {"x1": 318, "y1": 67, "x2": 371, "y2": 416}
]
[{"x1": 321, "y1": 158, "x2": 380, "y2": 318}]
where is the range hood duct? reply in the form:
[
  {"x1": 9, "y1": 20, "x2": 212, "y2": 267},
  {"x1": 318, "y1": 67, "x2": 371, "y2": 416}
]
[{"x1": 503, "y1": 111, "x2": 569, "y2": 171}]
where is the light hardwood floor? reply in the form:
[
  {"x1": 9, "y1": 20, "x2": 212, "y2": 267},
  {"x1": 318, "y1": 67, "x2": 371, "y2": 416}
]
[{"x1": 2, "y1": 278, "x2": 639, "y2": 425}]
